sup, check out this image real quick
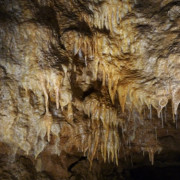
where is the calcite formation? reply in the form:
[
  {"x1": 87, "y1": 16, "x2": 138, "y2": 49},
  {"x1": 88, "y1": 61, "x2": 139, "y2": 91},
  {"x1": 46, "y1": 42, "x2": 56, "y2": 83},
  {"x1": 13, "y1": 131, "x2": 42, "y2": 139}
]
[{"x1": 0, "y1": 0, "x2": 180, "y2": 178}]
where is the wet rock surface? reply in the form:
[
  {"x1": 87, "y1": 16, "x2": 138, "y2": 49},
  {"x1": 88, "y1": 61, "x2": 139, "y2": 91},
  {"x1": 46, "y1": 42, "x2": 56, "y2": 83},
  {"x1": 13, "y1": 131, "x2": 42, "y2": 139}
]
[{"x1": 0, "y1": 0, "x2": 180, "y2": 179}]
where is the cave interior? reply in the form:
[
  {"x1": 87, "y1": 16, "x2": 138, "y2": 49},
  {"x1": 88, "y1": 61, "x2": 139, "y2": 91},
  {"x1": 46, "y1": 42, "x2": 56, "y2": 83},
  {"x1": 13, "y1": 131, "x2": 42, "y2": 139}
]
[{"x1": 0, "y1": 0, "x2": 180, "y2": 179}]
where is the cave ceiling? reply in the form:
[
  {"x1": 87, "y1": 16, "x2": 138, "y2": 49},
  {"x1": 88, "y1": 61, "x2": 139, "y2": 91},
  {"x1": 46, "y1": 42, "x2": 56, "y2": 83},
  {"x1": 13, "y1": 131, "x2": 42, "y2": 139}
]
[{"x1": 0, "y1": 0, "x2": 180, "y2": 178}]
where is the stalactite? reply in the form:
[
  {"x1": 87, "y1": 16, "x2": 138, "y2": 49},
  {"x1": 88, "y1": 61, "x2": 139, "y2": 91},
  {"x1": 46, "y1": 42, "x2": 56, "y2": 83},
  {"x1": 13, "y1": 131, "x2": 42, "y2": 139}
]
[
  {"x1": 141, "y1": 146, "x2": 162, "y2": 165},
  {"x1": 42, "y1": 112, "x2": 53, "y2": 142},
  {"x1": 40, "y1": 74, "x2": 49, "y2": 113},
  {"x1": 118, "y1": 85, "x2": 128, "y2": 113},
  {"x1": 37, "y1": 69, "x2": 66, "y2": 114},
  {"x1": 172, "y1": 88, "x2": 180, "y2": 116},
  {"x1": 148, "y1": 148, "x2": 154, "y2": 165},
  {"x1": 67, "y1": 102, "x2": 73, "y2": 122}
]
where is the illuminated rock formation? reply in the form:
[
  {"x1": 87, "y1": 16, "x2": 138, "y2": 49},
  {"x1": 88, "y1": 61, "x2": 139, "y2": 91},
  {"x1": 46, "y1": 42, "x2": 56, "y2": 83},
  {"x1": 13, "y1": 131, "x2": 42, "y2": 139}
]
[{"x1": 0, "y1": 0, "x2": 179, "y2": 179}]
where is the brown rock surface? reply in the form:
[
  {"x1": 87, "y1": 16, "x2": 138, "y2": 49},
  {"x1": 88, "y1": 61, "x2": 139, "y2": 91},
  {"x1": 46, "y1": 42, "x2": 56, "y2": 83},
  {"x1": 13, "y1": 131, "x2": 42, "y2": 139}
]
[{"x1": 0, "y1": 0, "x2": 180, "y2": 179}]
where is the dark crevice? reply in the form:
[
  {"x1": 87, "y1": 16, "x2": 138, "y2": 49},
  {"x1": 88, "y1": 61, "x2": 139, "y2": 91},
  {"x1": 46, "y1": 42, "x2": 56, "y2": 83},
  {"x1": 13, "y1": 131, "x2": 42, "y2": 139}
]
[
  {"x1": 68, "y1": 156, "x2": 87, "y2": 173},
  {"x1": 82, "y1": 87, "x2": 96, "y2": 99}
]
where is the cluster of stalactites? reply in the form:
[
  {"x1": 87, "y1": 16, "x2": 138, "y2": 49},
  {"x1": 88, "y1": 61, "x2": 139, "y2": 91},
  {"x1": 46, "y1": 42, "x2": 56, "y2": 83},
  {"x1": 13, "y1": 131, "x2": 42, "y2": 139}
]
[
  {"x1": 87, "y1": 127, "x2": 120, "y2": 167},
  {"x1": 38, "y1": 69, "x2": 63, "y2": 113},
  {"x1": 168, "y1": 55, "x2": 180, "y2": 117},
  {"x1": 68, "y1": 32, "x2": 180, "y2": 127},
  {"x1": 38, "y1": 67, "x2": 73, "y2": 138},
  {"x1": 141, "y1": 146, "x2": 162, "y2": 165},
  {"x1": 79, "y1": 93, "x2": 122, "y2": 165},
  {"x1": 61, "y1": 0, "x2": 180, "y2": 120},
  {"x1": 63, "y1": 30, "x2": 135, "y2": 65},
  {"x1": 21, "y1": 66, "x2": 73, "y2": 143},
  {"x1": 62, "y1": 31, "x2": 97, "y2": 61},
  {"x1": 98, "y1": 57, "x2": 179, "y2": 121},
  {"x1": 82, "y1": 0, "x2": 132, "y2": 33},
  {"x1": 83, "y1": 94, "x2": 119, "y2": 127},
  {"x1": 62, "y1": 31, "x2": 137, "y2": 114},
  {"x1": 20, "y1": 66, "x2": 72, "y2": 158}
]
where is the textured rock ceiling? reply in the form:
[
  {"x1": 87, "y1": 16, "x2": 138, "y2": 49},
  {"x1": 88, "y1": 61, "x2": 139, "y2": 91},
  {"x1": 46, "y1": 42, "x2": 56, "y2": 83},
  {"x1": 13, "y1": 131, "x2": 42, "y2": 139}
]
[{"x1": 0, "y1": 0, "x2": 180, "y2": 179}]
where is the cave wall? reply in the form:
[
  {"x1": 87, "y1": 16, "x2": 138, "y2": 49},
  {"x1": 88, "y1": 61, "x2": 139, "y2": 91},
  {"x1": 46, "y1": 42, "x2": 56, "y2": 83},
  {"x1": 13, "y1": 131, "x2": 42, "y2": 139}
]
[{"x1": 0, "y1": 0, "x2": 180, "y2": 179}]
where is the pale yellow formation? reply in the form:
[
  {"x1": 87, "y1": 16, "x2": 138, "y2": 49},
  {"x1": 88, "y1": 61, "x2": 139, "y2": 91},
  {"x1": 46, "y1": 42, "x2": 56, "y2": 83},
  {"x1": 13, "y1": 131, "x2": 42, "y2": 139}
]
[
  {"x1": 42, "y1": 112, "x2": 53, "y2": 142},
  {"x1": 142, "y1": 146, "x2": 162, "y2": 165},
  {"x1": 79, "y1": 93, "x2": 122, "y2": 165}
]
